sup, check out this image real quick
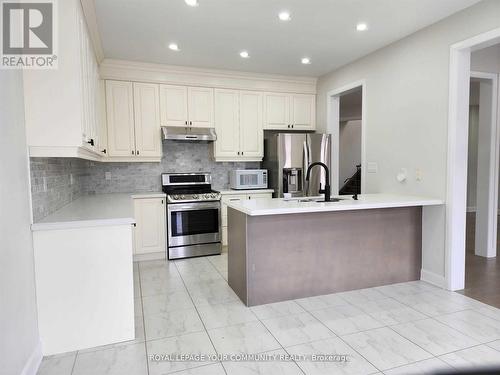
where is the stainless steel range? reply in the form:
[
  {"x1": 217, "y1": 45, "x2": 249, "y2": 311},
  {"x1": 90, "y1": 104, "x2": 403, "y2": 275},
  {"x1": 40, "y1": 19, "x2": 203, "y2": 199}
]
[{"x1": 162, "y1": 173, "x2": 222, "y2": 260}]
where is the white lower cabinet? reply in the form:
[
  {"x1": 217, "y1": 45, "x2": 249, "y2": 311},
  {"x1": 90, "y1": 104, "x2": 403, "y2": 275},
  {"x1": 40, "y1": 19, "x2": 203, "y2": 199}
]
[
  {"x1": 133, "y1": 197, "x2": 166, "y2": 257},
  {"x1": 221, "y1": 191, "x2": 273, "y2": 246}
]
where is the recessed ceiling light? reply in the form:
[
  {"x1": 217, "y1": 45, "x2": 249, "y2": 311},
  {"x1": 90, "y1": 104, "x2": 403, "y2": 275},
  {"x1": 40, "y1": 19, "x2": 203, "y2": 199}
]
[
  {"x1": 278, "y1": 11, "x2": 291, "y2": 21},
  {"x1": 356, "y1": 23, "x2": 368, "y2": 31},
  {"x1": 168, "y1": 43, "x2": 180, "y2": 51},
  {"x1": 240, "y1": 51, "x2": 249, "y2": 58},
  {"x1": 185, "y1": 0, "x2": 198, "y2": 7},
  {"x1": 301, "y1": 57, "x2": 311, "y2": 65}
]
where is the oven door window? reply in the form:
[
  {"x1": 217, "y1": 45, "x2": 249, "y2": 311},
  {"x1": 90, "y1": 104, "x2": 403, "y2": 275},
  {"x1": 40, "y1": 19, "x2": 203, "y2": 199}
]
[{"x1": 170, "y1": 209, "x2": 219, "y2": 237}]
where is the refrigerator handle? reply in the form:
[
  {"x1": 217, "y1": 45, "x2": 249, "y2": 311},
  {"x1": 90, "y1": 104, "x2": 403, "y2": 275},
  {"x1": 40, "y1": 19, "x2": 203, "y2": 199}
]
[{"x1": 303, "y1": 139, "x2": 310, "y2": 196}]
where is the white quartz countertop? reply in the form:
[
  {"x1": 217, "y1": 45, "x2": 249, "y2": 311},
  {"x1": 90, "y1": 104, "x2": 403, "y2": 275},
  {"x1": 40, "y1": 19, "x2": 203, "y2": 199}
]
[
  {"x1": 218, "y1": 189, "x2": 274, "y2": 195},
  {"x1": 31, "y1": 192, "x2": 165, "y2": 231},
  {"x1": 226, "y1": 194, "x2": 443, "y2": 216}
]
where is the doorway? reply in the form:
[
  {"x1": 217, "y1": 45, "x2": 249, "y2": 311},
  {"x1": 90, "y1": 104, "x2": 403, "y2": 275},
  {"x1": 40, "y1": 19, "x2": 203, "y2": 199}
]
[
  {"x1": 447, "y1": 32, "x2": 500, "y2": 293},
  {"x1": 460, "y1": 56, "x2": 500, "y2": 307},
  {"x1": 326, "y1": 81, "x2": 366, "y2": 195},
  {"x1": 338, "y1": 88, "x2": 362, "y2": 196}
]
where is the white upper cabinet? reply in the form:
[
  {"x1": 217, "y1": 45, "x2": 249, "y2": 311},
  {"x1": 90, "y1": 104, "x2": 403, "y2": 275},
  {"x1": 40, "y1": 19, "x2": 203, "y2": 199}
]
[
  {"x1": 159, "y1": 85, "x2": 188, "y2": 127},
  {"x1": 23, "y1": 0, "x2": 104, "y2": 160},
  {"x1": 214, "y1": 89, "x2": 263, "y2": 161},
  {"x1": 214, "y1": 89, "x2": 240, "y2": 158},
  {"x1": 264, "y1": 93, "x2": 290, "y2": 129},
  {"x1": 133, "y1": 83, "x2": 162, "y2": 158},
  {"x1": 188, "y1": 87, "x2": 214, "y2": 128},
  {"x1": 105, "y1": 80, "x2": 162, "y2": 161},
  {"x1": 291, "y1": 94, "x2": 316, "y2": 130},
  {"x1": 239, "y1": 91, "x2": 263, "y2": 158},
  {"x1": 106, "y1": 81, "x2": 135, "y2": 157},
  {"x1": 160, "y1": 85, "x2": 214, "y2": 128},
  {"x1": 264, "y1": 93, "x2": 316, "y2": 130}
]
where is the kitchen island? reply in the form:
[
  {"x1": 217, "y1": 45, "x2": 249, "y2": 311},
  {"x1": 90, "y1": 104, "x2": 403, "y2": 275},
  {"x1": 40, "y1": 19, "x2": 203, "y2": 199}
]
[{"x1": 226, "y1": 194, "x2": 443, "y2": 306}]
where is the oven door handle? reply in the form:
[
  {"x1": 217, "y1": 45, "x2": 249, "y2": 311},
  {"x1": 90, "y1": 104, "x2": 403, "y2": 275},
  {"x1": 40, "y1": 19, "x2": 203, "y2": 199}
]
[{"x1": 167, "y1": 202, "x2": 220, "y2": 212}]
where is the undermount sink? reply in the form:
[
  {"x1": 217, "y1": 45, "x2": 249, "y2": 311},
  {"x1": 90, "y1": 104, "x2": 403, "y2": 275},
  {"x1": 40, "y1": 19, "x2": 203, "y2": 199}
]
[{"x1": 297, "y1": 197, "x2": 344, "y2": 203}]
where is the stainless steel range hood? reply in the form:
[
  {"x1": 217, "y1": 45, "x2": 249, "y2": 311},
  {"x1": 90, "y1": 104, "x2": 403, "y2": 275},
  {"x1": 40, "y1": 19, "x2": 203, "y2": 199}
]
[{"x1": 162, "y1": 126, "x2": 217, "y2": 141}]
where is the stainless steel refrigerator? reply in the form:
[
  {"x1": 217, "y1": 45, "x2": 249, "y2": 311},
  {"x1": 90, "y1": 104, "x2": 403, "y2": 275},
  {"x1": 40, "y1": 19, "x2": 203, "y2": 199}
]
[{"x1": 263, "y1": 132, "x2": 331, "y2": 198}]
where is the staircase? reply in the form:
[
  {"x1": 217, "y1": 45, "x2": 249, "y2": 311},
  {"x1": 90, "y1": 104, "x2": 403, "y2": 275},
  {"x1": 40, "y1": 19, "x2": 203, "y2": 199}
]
[{"x1": 339, "y1": 164, "x2": 361, "y2": 195}]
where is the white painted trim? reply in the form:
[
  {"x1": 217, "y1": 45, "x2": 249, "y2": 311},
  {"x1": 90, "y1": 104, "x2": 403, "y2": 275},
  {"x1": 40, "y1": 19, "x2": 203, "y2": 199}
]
[
  {"x1": 446, "y1": 27, "x2": 500, "y2": 291},
  {"x1": 470, "y1": 71, "x2": 499, "y2": 259},
  {"x1": 326, "y1": 80, "x2": 366, "y2": 195},
  {"x1": 420, "y1": 269, "x2": 447, "y2": 289},
  {"x1": 79, "y1": 0, "x2": 105, "y2": 63},
  {"x1": 466, "y1": 206, "x2": 477, "y2": 213},
  {"x1": 99, "y1": 59, "x2": 317, "y2": 94},
  {"x1": 20, "y1": 340, "x2": 42, "y2": 375}
]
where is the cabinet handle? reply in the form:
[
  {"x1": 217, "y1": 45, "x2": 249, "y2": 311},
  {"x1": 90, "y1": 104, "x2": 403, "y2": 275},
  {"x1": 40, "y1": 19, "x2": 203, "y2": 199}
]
[
  {"x1": 132, "y1": 150, "x2": 135, "y2": 155},
  {"x1": 241, "y1": 151, "x2": 244, "y2": 155},
  {"x1": 136, "y1": 150, "x2": 140, "y2": 155},
  {"x1": 161, "y1": 199, "x2": 164, "y2": 204},
  {"x1": 287, "y1": 125, "x2": 290, "y2": 128},
  {"x1": 87, "y1": 139, "x2": 94, "y2": 146},
  {"x1": 101, "y1": 149, "x2": 107, "y2": 154},
  {"x1": 292, "y1": 125, "x2": 294, "y2": 128},
  {"x1": 133, "y1": 223, "x2": 136, "y2": 227},
  {"x1": 185, "y1": 120, "x2": 188, "y2": 125},
  {"x1": 229, "y1": 198, "x2": 240, "y2": 201},
  {"x1": 189, "y1": 121, "x2": 192, "y2": 126}
]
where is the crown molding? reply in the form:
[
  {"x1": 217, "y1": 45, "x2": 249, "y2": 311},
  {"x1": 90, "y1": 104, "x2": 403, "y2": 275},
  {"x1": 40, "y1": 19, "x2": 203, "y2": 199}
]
[
  {"x1": 99, "y1": 59, "x2": 317, "y2": 94},
  {"x1": 80, "y1": 0, "x2": 105, "y2": 63}
]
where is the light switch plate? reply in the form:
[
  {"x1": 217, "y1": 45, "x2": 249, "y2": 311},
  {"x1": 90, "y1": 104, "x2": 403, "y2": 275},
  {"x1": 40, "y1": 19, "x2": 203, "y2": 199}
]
[{"x1": 367, "y1": 162, "x2": 378, "y2": 173}]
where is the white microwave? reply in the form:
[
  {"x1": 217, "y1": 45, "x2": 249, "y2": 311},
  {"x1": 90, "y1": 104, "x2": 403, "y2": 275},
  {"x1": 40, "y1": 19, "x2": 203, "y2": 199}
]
[{"x1": 230, "y1": 169, "x2": 268, "y2": 190}]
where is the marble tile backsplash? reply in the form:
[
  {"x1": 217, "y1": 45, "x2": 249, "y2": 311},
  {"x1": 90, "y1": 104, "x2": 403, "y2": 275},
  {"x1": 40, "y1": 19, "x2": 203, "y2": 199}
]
[
  {"x1": 30, "y1": 141, "x2": 259, "y2": 221},
  {"x1": 30, "y1": 158, "x2": 90, "y2": 222}
]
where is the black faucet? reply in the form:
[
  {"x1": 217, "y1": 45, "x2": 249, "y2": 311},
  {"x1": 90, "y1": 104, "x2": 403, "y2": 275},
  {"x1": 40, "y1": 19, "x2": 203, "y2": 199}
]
[{"x1": 305, "y1": 162, "x2": 331, "y2": 202}]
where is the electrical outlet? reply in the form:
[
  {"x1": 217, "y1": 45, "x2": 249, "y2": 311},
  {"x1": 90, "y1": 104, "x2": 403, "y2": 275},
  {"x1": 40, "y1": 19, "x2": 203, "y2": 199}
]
[
  {"x1": 416, "y1": 168, "x2": 423, "y2": 182},
  {"x1": 105, "y1": 172, "x2": 111, "y2": 181}
]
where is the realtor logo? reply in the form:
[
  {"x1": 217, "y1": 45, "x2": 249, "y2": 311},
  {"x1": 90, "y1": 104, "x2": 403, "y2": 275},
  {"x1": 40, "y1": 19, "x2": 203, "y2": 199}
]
[{"x1": 1, "y1": 0, "x2": 57, "y2": 69}]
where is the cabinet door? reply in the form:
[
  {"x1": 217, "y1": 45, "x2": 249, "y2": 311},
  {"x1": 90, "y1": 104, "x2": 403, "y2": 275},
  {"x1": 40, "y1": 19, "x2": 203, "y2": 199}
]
[
  {"x1": 291, "y1": 94, "x2": 316, "y2": 130},
  {"x1": 239, "y1": 91, "x2": 263, "y2": 158},
  {"x1": 214, "y1": 89, "x2": 240, "y2": 158},
  {"x1": 188, "y1": 87, "x2": 214, "y2": 128},
  {"x1": 134, "y1": 198, "x2": 166, "y2": 255},
  {"x1": 133, "y1": 83, "x2": 162, "y2": 158},
  {"x1": 105, "y1": 80, "x2": 136, "y2": 157},
  {"x1": 159, "y1": 85, "x2": 188, "y2": 127},
  {"x1": 264, "y1": 93, "x2": 290, "y2": 129}
]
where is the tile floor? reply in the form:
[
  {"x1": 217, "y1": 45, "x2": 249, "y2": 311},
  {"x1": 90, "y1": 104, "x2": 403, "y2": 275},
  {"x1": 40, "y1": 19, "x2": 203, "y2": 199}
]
[{"x1": 38, "y1": 253, "x2": 500, "y2": 375}]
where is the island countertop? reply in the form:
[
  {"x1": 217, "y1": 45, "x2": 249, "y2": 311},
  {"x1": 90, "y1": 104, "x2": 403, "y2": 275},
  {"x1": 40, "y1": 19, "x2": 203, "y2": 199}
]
[{"x1": 226, "y1": 193, "x2": 443, "y2": 216}]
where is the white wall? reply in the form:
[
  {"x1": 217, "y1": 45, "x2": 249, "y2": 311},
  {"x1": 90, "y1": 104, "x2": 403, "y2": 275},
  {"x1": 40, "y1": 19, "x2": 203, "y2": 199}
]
[
  {"x1": 339, "y1": 120, "x2": 362, "y2": 186},
  {"x1": 317, "y1": 0, "x2": 500, "y2": 280},
  {"x1": 0, "y1": 70, "x2": 41, "y2": 374}
]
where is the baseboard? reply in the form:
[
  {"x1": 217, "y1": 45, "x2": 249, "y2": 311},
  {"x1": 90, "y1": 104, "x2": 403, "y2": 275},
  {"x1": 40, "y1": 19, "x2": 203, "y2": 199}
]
[
  {"x1": 21, "y1": 340, "x2": 43, "y2": 375},
  {"x1": 420, "y1": 269, "x2": 447, "y2": 289},
  {"x1": 133, "y1": 252, "x2": 165, "y2": 262}
]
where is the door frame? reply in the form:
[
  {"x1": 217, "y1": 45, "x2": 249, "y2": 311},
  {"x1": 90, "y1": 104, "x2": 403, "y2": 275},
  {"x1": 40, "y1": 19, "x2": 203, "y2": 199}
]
[
  {"x1": 326, "y1": 80, "x2": 366, "y2": 195},
  {"x1": 446, "y1": 28, "x2": 500, "y2": 291},
  {"x1": 470, "y1": 71, "x2": 499, "y2": 260}
]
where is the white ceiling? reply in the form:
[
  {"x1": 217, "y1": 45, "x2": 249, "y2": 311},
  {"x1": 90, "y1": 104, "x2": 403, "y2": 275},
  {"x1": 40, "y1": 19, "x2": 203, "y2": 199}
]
[{"x1": 95, "y1": 0, "x2": 480, "y2": 77}]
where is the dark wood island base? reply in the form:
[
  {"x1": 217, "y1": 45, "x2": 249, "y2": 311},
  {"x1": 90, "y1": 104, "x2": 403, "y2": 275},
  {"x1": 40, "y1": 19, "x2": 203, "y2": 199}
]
[{"x1": 227, "y1": 206, "x2": 422, "y2": 306}]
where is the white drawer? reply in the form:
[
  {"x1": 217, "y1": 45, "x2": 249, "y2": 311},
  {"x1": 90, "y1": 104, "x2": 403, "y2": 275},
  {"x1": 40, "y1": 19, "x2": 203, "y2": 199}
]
[{"x1": 221, "y1": 194, "x2": 247, "y2": 218}]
